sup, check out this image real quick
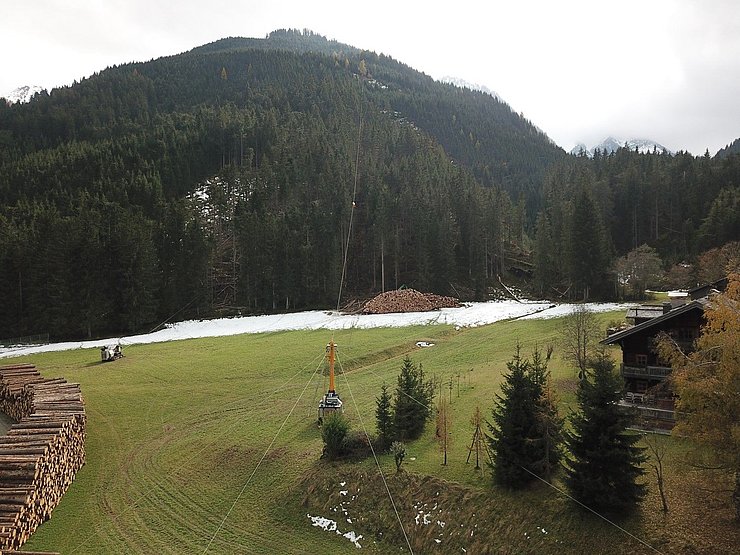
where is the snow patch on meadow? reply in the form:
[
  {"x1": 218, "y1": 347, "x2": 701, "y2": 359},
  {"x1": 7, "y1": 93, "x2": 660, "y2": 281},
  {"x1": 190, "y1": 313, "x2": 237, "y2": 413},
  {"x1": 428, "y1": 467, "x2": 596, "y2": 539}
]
[{"x1": 0, "y1": 300, "x2": 632, "y2": 358}]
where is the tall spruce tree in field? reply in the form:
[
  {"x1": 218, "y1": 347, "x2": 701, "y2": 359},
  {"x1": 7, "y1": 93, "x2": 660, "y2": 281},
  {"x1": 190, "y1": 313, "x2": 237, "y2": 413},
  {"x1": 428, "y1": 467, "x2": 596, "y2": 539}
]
[
  {"x1": 487, "y1": 346, "x2": 543, "y2": 488},
  {"x1": 565, "y1": 350, "x2": 647, "y2": 514},
  {"x1": 393, "y1": 357, "x2": 434, "y2": 441},
  {"x1": 530, "y1": 346, "x2": 563, "y2": 480},
  {"x1": 375, "y1": 383, "x2": 394, "y2": 450}
]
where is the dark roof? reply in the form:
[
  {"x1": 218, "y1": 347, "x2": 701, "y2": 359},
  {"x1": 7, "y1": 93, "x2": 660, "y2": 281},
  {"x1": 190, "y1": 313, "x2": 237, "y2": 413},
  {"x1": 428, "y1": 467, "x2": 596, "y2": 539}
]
[
  {"x1": 601, "y1": 299, "x2": 707, "y2": 345},
  {"x1": 625, "y1": 306, "x2": 665, "y2": 320},
  {"x1": 688, "y1": 277, "x2": 728, "y2": 300}
]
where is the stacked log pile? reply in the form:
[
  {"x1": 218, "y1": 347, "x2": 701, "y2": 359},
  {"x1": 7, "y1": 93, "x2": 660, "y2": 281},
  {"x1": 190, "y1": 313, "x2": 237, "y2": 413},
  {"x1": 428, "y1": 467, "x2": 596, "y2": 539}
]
[
  {"x1": 0, "y1": 365, "x2": 46, "y2": 422},
  {"x1": 361, "y1": 289, "x2": 461, "y2": 314},
  {"x1": 0, "y1": 364, "x2": 85, "y2": 553}
]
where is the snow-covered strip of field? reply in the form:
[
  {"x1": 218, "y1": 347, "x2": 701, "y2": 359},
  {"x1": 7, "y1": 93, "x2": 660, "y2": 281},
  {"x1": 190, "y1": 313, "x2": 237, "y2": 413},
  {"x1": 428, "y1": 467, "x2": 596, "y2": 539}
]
[
  {"x1": 519, "y1": 301, "x2": 631, "y2": 319},
  {"x1": 0, "y1": 300, "x2": 632, "y2": 358}
]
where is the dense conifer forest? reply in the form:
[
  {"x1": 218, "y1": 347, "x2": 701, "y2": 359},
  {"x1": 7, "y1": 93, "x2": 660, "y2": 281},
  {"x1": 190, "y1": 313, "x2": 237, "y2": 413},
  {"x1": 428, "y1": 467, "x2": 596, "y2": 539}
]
[{"x1": 0, "y1": 29, "x2": 738, "y2": 340}]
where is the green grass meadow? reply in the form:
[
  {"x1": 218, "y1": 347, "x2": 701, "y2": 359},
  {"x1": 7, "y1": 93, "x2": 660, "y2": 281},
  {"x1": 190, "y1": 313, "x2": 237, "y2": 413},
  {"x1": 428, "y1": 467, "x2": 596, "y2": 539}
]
[{"x1": 5, "y1": 312, "x2": 737, "y2": 554}]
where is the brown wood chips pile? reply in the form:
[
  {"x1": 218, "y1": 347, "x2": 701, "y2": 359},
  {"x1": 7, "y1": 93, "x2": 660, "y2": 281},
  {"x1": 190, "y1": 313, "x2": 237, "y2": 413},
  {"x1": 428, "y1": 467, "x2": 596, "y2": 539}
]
[{"x1": 361, "y1": 288, "x2": 461, "y2": 314}]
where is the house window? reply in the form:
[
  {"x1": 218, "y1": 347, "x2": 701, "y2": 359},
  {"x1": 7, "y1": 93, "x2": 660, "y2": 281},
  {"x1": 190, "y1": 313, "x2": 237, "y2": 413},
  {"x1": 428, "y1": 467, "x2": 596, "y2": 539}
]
[
  {"x1": 635, "y1": 354, "x2": 648, "y2": 366},
  {"x1": 678, "y1": 328, "x2": 697, "y2": 341}
]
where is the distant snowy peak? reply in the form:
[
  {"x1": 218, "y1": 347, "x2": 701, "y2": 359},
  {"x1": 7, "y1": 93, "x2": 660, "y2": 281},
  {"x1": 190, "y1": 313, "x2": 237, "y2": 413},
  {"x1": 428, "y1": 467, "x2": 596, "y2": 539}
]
[
  {"x1": 439, "y1": 76, "x2": 501, "y2": 101},
  {"x1": 622, "y1": 138, "x2": 672, "y2": 154},
  {"x1": 2, "y1": 85, "x2": 45, "y2": 105},
  {"x1": 570, "y1": 143, "x2": 589, "y2": 155},
  {"x1": 571, "y1": 137, "x2": 672, "y2": 157}
]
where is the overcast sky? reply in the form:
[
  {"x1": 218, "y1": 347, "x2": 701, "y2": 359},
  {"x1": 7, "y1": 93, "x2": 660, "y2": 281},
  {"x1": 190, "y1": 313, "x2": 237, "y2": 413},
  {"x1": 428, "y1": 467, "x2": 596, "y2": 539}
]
[{"x1": 2, "y1": 0, "x2": 739, "y2": 154}]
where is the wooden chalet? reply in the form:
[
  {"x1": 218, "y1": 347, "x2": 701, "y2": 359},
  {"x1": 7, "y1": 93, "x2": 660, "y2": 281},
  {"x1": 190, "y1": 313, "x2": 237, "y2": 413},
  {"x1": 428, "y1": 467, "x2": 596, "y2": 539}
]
[{"x1": 602, "y1": 298, "x2": 709, "y2": 431}]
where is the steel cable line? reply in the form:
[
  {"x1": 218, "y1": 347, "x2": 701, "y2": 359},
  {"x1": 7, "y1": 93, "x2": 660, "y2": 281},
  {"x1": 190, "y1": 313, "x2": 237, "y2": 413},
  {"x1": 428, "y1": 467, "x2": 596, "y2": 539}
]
[
  {"x1": 75, "y1": 69, "x2": 365, "y2": 554},
  {"x1": 335, "y1": 353, "x2": 414, "y2": 554},
  {"x1": 68, "y1": 351, "x2": 326, "y2": 553},
  {"x1": 519, "y1": 466, "x2": 666, "y2": 554},
  {"x1": 351, "y1": 364, "x2": 664, "y2": 554},
  {"x1": 336, "y1": 77, "x2": 364, "y2": 312},
  {"x1": 201, "y1": 353, "x2": 326, "y2": 553},
  {"x1": 146, "y1": 290, "x2": 207, "y2": 335}
]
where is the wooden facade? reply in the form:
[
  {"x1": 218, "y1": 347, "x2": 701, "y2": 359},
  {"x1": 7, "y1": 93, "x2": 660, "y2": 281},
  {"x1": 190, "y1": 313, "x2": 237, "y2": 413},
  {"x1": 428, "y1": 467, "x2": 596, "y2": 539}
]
[{"x1": 602, "y1": 300, "x2": 707, "y2": 431}]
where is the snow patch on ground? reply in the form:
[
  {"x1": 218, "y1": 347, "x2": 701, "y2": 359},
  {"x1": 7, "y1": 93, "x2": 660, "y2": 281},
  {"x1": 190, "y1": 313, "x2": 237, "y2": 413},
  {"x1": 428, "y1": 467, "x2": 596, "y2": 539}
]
[
  {"x1": 308, "y1": 513, "x2": 363, "y2": 548},
  {"x1": 0, "y1": 300, "x2": 633, "y2": 359},
  {"x1": 519, "y1": 302, "x2": 631, "y2": 319}
]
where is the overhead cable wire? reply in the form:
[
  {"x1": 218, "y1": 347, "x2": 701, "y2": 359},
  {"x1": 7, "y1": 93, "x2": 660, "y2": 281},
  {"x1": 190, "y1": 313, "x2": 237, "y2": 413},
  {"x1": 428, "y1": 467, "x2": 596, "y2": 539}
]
[
  {"x1": 357, "y1": 364, "x2": 663, "y2": 554},
  {"x1": 336, "y1": 78, "x2": 364, "y2": 312},
  {"x1": 69, "y1": 351, "x2": 326, "y2": 553},
  {"x1": 336, "y1": 353, "x2": 414, "y2": 554},
  {"x1": 147, "y1": 290, "x2": 206, "y2": 335},
  {"x1": 202, "y1": 354, "x2": 326, "y2": 553},
  {"x1": 519, "y1": 466, "x2": 665, "y2": 554}
]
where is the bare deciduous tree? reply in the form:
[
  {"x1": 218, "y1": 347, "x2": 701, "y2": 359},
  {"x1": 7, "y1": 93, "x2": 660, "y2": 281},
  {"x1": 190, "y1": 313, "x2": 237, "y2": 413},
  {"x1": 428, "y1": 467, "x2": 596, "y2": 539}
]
[
  {"x1": 560, "y1": 305, "x2": 601, "y2": 380},
  {"x1": 467, "y1": 406, "x2": 487, "y2": 470},
  {"x1": 643, "y1": 431, "x2": 669, "y2": 513},
  {"x1": 614, "y1": 244, "x2": 664, "y2": 299},
  {"x1": 436, "y1": 397, "x2": 452, "y2": 466}
]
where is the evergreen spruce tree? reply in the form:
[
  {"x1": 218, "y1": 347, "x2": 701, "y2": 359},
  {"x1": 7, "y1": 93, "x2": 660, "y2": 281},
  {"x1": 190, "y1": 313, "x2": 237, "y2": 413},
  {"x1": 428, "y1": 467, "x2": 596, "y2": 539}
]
[
  {"x1": 565, "y1": 350, "x2": 647, "y2": 514},
  {"x1": 533, "y1": 211, "x2": 555, "y2": 296},
  {"x1": 530, "y1": 346, "x2": 563, "y2": 480},
  {"x1": 566, "y1": 187, "x2": 609, "y2": 300},
  {"x1": 321, "y1": 412, "x2": 349, "y2": 461},
  {"x1": 487, "y1": 346, "x2": 542, "y2": 488},
  {"x1": 375, "y1": 383, "x2": 394, "y2": 450},
  {"x1": 393, "y1": 357, "x2": 433, "y2": 441}
]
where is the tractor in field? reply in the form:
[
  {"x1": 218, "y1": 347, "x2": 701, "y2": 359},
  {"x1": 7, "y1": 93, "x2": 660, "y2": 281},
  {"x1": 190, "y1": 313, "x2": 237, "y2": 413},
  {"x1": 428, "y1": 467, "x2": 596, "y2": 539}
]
[{"x1": 100, "y1": 344, "x2": 123, "y2": 362}]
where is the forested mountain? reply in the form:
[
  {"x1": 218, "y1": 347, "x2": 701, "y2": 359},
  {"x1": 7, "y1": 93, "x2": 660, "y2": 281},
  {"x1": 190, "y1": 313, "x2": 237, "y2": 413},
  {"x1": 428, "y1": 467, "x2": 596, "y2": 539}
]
[
  {"x1": 0, "y1": 29, "x2": 738, "y2": 341},
  {"x1": 0, "y1": 29, "x2": 560, "y2": 340}
]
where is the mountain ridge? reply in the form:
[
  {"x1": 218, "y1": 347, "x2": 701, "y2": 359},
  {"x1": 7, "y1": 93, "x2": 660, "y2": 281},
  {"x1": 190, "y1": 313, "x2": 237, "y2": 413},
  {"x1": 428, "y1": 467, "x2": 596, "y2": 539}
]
[
  {"x1": 1, "y1": 29, "x2": 564, "y2": 198},
  {"x1": 2, "y1": 85, "x2": 45, "y2": 105},
  {"x1": 715, "y1": 137, "x2": 740, "y2": 158},
  {"x1": 570, "y1": 136, "x2": 672, "y2": 157},
  {"x1": 439, "y1": 76, "x2": 502, "y2": 101},
  {"x1": 0, "y1": 28, "x2": 560, "y2": 338}
]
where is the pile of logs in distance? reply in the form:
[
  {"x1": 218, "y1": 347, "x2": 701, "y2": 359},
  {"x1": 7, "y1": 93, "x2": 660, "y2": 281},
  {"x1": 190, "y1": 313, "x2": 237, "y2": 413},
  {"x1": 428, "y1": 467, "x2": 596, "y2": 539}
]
[
  {"x1": 0, "y1": 363, "x2": 85, "y2": 553},
  {"x1": 361, "y1": 288, "x2": 461, "y2": 314}
]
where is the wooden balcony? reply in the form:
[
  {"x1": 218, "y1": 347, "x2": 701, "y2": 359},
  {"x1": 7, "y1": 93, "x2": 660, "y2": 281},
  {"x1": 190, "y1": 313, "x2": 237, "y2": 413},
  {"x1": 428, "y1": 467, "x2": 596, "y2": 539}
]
[
  {"x1": 619, "y1": 396, "x2": 676, "y2": 430},
  {"x1": 621, "y1": 364, "x2": 672, "y2": 380}
]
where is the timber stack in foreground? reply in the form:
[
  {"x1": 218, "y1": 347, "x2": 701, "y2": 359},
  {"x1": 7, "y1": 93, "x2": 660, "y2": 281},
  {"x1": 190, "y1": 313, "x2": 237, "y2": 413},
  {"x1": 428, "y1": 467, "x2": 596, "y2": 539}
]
[{"x1": 0, "y1": 363, "x2": 85, "y2": 553}]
